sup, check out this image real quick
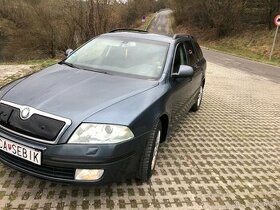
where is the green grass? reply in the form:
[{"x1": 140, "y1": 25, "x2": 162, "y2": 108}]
[
  {"x1": 0, "y1": 58, "x2": 58, "y2": 69},
  {"x1": 0, "y1": 191, "x2": 5, "y2": 199},
  {"x1": 21, "y1": 59, "x2": 59, "y2": 69},
  {"x1": 203, "y1": 41, "x2": 280, "y2": 66}
]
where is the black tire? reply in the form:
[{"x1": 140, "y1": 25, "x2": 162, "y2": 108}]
[
  {"x1": 191, "y1": 85, "x2": 204, "y2": 112},
  {"x1": 137, "y1": 121, "x2": 162, "y2": 182}
]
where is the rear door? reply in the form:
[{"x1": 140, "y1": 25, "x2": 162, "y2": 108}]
[
  {"x1": 184, "y1": 39, "x2": 203, "y2": 97},
  {"x1": 193, "y1": 39, "x2": 206, "y2": 77}
]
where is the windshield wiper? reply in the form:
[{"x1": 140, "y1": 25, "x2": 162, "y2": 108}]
[
  {"x1": 59, "y1": 61, "x2": 81, "y2": 69},
  {"x1": 60, "y1": 61, "x2": 111, "y2": 75},
  {"x1": 91, "y1": 69, "x2": 110, "y2": 75}
]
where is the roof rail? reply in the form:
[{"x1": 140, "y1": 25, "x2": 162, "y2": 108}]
[
  {"x1": 173, "y1": 34, "x2": 192, "y2": 39},
  {"x1": 110, "y1": 28, "x2": 148, "y2": 33}
]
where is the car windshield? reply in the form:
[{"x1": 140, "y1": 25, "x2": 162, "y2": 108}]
[{"x1": 64, "y1": 36, "x2": 169, "y2": 79}]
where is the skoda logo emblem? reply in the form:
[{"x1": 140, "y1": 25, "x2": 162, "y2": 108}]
[{"x1": 20, "y1": 107, "x2": 31, "y2": 120}]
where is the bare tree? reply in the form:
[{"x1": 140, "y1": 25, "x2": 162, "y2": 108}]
[
  {"x1": 170, "y1": 0, "x2": 247, "y2": 37},
  {"x1": 0, "y1": 0, "x2": 126, "y2": 61}
]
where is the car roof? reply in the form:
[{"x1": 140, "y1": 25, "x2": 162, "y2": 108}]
[{"x1": 101, "y1": 32, "x2": 177, "y2": 44}]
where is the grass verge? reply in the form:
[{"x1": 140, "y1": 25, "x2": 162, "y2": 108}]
[
  {"x1": 176, "y1": 26, "x2": 280, "y2": 66},
  {"x1": 201, "y1": 40, "x2": 280, "y2": 66},
  {"x1": 202, "y1": 34, "x2": 280, "y2": 66},
  {"x1": 14, "y1": 59, "x2": 58, "y2": 69},
  {"x1": 0, "y1": 59, "x2": 58, "y2": 86}
]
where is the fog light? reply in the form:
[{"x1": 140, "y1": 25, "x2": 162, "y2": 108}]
[{"x1": 75, "y1": 169, "x2": 104, "y2": 181}]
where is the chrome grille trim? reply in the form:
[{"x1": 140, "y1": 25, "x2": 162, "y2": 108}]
[{"x1": 0, "y1": 100, "x2": 72, "y2": 144}]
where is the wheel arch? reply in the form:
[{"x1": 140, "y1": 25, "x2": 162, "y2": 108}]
[
  {"x1": 159, "y1": 114, "x2": 169, "y2": 143},
  {"x1": 202, "y1": 78, "x2": 206, "y2": 88}
]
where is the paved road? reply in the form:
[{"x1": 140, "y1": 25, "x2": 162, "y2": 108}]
[
  {"x1": 203, "y1": 49, "x2": 280, "y2": 84},
  {"x1": 1, "y1": 61, "x2": 279, "y2": 210},
  {"x1": 148, "y1": 9, "x2": 173, "y2": 35},
  {"x1": 149, "y1": 10, "x2": 280, "y2": 84},
  {"x1": 0, "y1": 11, "x2": 280, "y2": 210}
]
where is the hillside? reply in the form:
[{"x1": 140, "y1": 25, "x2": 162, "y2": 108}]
[{"x1": 176, "y1": 26, "x2": 280, "y2": 66}]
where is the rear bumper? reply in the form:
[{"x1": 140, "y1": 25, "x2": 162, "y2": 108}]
[{"x1": 0, "y1": 128, "x2": 149, "y2": 184}]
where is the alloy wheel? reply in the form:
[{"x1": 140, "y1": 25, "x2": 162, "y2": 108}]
[{"x1": 151, "y1": 130, "x2": 161, "y2": 170}]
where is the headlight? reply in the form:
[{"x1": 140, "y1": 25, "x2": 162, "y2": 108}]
[{"x1": 68, "y1": 123, "x2": 134, "y2": 144}]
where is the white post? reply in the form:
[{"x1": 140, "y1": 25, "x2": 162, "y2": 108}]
[{"x1": 269, "y1": 26, "x2": 279, "y2": 61}]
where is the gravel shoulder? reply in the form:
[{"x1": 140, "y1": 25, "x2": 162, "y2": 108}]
[{"x1": 0, "y1": 65, "x2": 36, "y2": 86}]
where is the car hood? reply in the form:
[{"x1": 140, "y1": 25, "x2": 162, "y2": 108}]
[{"x1": 2, "y1": 64, "x2": 159, "y2": 124}]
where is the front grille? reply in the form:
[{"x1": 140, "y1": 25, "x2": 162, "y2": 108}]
[
  {"x1": 0, "y1": 103, "x2": 65, "y2": 142},
  {"x1": 0, "y1": 150, "x2": 75, "y2": 180}
]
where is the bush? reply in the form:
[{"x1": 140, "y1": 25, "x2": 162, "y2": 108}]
[{"x1": 171, "y1": 0, "x2": 245, "y2": 38}]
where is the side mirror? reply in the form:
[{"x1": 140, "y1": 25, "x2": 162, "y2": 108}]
[
  {"x1": 65, "y1": 49, "x2": 74, "y2": 57},
  {"x1": 172, "y1": 65, "x2": 194, "y2": 78}
]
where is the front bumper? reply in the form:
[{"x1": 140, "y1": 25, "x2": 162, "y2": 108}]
[{"x1": 0, "y1": 128, "x2": 149, "y2": 184}]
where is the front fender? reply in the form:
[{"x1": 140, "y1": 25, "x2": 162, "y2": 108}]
[{"x1": 84, "y1": 83, "x2": 171, "y2": 137}]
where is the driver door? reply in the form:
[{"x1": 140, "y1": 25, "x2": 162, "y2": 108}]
[{"x1": 169, "y1": 42, "x2": 194, "y2": 127}]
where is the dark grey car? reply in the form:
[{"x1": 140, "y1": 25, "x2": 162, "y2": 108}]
[{"x1": 0, "y1": 30, "x2": 206, "y2": 184}]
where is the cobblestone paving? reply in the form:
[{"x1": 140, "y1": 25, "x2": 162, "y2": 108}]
[{"x1": 0, "y1": 62, "x2": 280, "y2": 210}]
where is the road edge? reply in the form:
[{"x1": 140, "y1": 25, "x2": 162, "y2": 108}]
[{"x1": 201, "y1": 46, "x2": 280, "y2": 69}]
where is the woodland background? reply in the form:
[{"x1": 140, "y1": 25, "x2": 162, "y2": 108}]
[{"x1": 0, "y1": 0, "x2": 279, "y2": 62}]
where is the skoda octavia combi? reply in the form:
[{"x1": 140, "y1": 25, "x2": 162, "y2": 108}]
[{"x1": 0, "y1": 29, "x2": 206, "y2": 184}]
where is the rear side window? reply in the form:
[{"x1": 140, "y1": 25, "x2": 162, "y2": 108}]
[
  {"x1": 193, "y1": 41, "x2": 203, "y2": 60},
  {"x1": 184, "y1": 41, "x2": 197, "y2": 66}
]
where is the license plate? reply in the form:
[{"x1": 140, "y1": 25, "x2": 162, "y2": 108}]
[{"x1": 0, "y1": 137, "x2": 41, "y2": 165}]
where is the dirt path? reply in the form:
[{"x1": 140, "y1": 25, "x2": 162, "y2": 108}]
[{"x1": 0, "y1": 65, "x2": 35, "y2": 85}]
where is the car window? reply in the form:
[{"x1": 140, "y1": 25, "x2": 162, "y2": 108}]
[
  {"x1": 184, "y1": 41, "x2": 197, "y2": 66},
  {"x1": 65, "y1": 36, "x2": 169, "y2": 80},
  {"x1": 193, "y1": 41, "x2": 203, "y2": 60},
  {"x1": 173, "y1": 43, "x2": 187, "y2": 74}
]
